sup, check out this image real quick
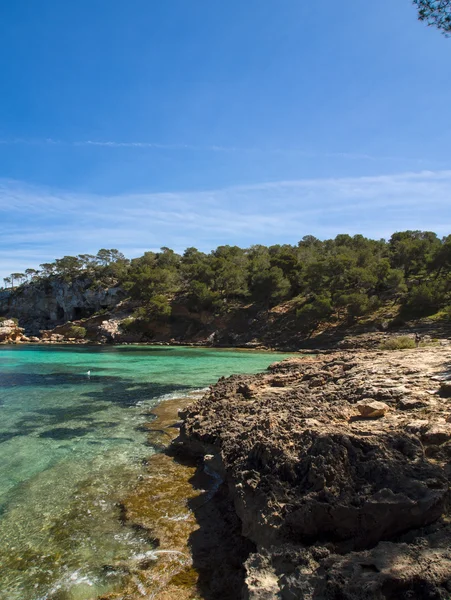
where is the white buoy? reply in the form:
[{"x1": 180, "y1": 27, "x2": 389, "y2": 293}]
[{"x1": 87, "y1": 370, "x2": 91, "y2": 377}]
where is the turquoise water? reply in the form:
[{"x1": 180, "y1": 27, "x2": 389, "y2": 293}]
[{"x1": 0, "y1": 345, "x2": 290, "y2": 600}]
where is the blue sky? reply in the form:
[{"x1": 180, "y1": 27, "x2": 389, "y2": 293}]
[{"x1": 1, "y1": 0, "x2": 450, "y2": 280}]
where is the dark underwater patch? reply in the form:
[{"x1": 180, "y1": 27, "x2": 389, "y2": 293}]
[
  {"x1": 83, "y1": 380, "x2": 194, "y2": 408},
  {"x1": 39, "y1": 426, "x2": 94, "y2": 440},
  {"x1": 32, "y1": 403, "x2": 107, "y2": 423},
  {"x1": 0, "y1": 431, "x2": 18, "y2": 444}
]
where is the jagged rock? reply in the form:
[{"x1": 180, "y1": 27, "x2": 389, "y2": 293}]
[
  {"x1": 422, "y1": 425, "x2": 451, "y2": 446},
  {"x1": 405, "y1": 419, "x2": 430, "y2": 434},
  {"x1": 281, "y1": 430, "x2": 446, "y2": 550},
  {"x1": 177, "y1": 347, "x2": 451, "y2": 598},
  {"x1": 440, "y1": 381, "x2": 451, "y2": 398},
  {"x1": 356, "y1": 400, "x2": 389, "y2": 418},
  {"x1": 238, "y1": 383, "x2": 259, "y2": 399},
  {"x1": 246, "y1": 529, "x2": 451, "y2": 600},
  {"x1": 0, "y1": 319, "x2": 25, "y2": 343},
  {"x1": 0, "y1": 278, "x2": 125, "y2": 334},
  {"x1": 398, "y1": 397, "x2": 428, "y2": 410},
  {"x1": 244, "y1": 553, "x2": 280, "y2": 600},
  {"x1": 98, "y1": 319, "x2": 122, "y2": 341}
]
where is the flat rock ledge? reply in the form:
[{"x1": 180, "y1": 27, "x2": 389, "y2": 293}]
[{"x1": 175, "y1": 347, "x2": 451, "y2": 599}]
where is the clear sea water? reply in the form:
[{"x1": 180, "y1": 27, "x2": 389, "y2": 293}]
[{"x1": 0, "y1": 345, "x2": 290, "y2": 600}]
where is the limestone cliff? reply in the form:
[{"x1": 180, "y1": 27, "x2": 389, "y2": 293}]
[
  {"x1": 2, "y1": 276, "x2": 451, "y2": 349},
  {"x1": 0, "y1": 319, "x2": 31, "y2": 343},
  {"x1": 0, "y1": 278, "x2": 125, "y2": 334}
]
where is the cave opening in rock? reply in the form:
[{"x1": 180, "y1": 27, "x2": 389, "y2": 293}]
[{"x1": 73, "y1": 307, "x2": 84, "y2": 319}]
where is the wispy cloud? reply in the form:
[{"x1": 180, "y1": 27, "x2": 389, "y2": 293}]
[
  {"x1": 0, "y1": 137, "x2": 426, "y2": 162},
  {"x1": 0, "y1": 169, "x2": 450, "y2": 279}
]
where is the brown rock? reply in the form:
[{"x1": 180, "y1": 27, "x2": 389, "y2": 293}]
[
  {"x1": 405, "y1": 419, "x2": 430, "y2": 435},
  {"x1": 422, "y1": 425, "x2": 451, "y2": 445},
  {"x1": 398, "y1": 397, "x2": 428, "y2": 410},
  {"x1": 250, "y1": 529, "x2": 451, "y2": 600},
  {"x1": 177, "y1": 347, "x2": 451, "y2": 598},
  {"x1": 237, "y1": 383, "x2": 259, "y2": 399},
  {"x1": 0, "y1": 319, "x2": 25, "y2": 343},
  {"x1": 356, "y1": 400, "x2": 389, "y2": 418}
]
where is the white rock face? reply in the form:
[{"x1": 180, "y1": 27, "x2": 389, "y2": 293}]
[
  {"x1": 0, "y1": 319, "x2": 25, "y2": 342},
  {"x1": 0, "y1": 278, "x2": 125, "y2": 334}
]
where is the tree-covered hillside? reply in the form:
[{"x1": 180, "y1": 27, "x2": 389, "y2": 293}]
[{"x1": 2, "y1": 231, "x2": 451, "y2": 335}]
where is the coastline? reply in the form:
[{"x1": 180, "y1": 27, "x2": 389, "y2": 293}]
[
  {"x1": 100, "y1": 393, "x2": 252, "y2": 600},
  {"x1": 3, "y1": 334, "x2": 451, "y2": 597},
  {"x1": 150, "y1": 343, "x2": 451, "y2": 599},
  {"x1": 0, "y1": 345, "x2": 291, "y2": 600},
  {"x1": 3, "y1": 314, "x2": 451, "y2": 354}
]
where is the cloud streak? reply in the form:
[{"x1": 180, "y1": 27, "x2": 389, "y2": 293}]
[
  {"x1": 0, "y1": 137, "x2": 425, "y2": 162},
  {"x1": 0, "y1": 169, "x2": 450, "y2": 280}
]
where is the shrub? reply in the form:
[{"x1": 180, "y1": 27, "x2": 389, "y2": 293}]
[
  {"x1": 250, "y1": 267, "x2": 291, "y2": 307},
  {"x1": 344, "y1": 292, "x2": 370, "y2": 319},
  {"x1": 66, "y1": 325, "x2": 86, "y2": 339},
  {"x1": 121, "y1": 317, "x2": 134, "y2": 329},
  {"x1": 296, "y1": 294, "x2": 333, "y2": 333},
  {"x1": 137, "y1": 295, "x2": 172, "y2": 321},
  {"x1": 380, "y1": 336, "x2": 416, "y2": 350},
  {"x1": 186, "y1": 281, "x2": 222, "y2": 312},
  {"x1": 387, "y1": 315, "x2": 406, "y2": 329},
  {"x1": 401, "y1": 281, "x2": 446, "y2": 318},
  {"x1": 121, "y1": 317, "x2": 139, "y2": 333}
]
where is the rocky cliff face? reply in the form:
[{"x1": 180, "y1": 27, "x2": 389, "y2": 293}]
[
  {"x1": 0, "y1": 278, "x2": 125, "y2": 334},
  {"x1": 176, "y1": 345, "x2": 451, "y2": 599},
  {"x1": 0, "y1": 319, "x2": 33, "y2": 343},
  {"x1": 2, "y1": 276, "x2": 451, "y2": 349}
]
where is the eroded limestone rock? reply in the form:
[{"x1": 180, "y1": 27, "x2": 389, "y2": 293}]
[
  {"x1": 0, "y1": 319, "x2": 26, "y2": 343},
  {"x1": 177, "y1": 347, "x2": 451, "y2": 598},
  {"x1": 356, "y1": 399, "x2": 390, "y2": 418}
]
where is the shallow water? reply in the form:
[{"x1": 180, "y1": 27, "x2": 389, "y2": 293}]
[{"x1": 0, "y1": 345, "x2": 291, "y2": 600}]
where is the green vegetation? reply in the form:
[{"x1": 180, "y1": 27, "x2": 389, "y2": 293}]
[
  {"x1": 2, "y1": 231, "x2": 451, "y2": 334},
  {"x1": 120, "y1": 317, "x2": 136, "y2": 332},
  {"x1": 414, "y1": 0, "x2": 451, "y2": 34},
  {"x1": 380, "y1": 336, "x2": 417, "y2": 350},
  {"x1": 296, "y1": 294, "x2": 333, "y2": 335},
  {"x1": 65, "y1": 325, "x2": 87, "y2": 339},
  {"x1": 2, "y1": 249, "x2": 128, "y2": 289}
]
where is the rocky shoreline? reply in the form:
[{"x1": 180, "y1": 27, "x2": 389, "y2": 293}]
[
  {"x1": 5, "y1": 315, "x2": 451, "y2": 598},
  {"x1": 2, "y1": 314, "x2": 451, "y2": 356},
  {"x1": 170, "y1": 344, "x2": 451, "y2": 599}
]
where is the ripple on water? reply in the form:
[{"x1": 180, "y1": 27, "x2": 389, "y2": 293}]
[{"x1": 0, "y1": 448, "x2": 156, "y2": 600}]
